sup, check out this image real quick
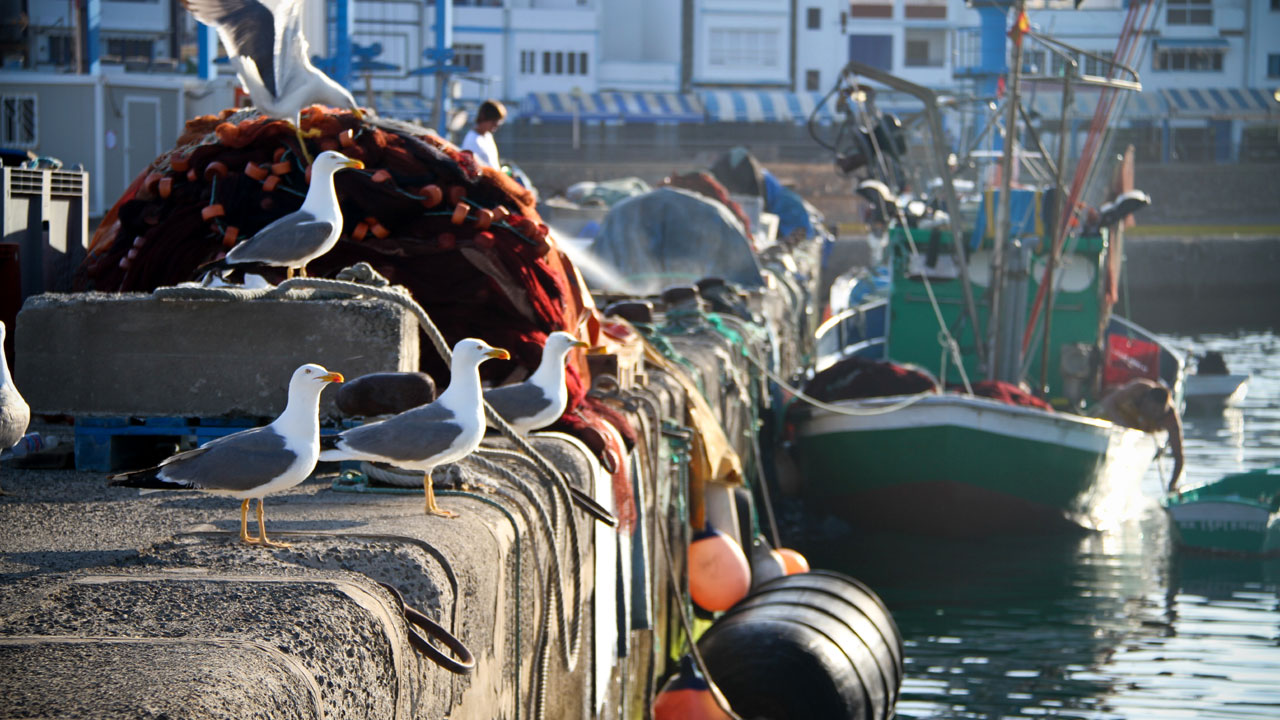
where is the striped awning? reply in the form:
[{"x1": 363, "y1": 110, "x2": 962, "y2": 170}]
[
  {"x1": 1026, "y1": 88, "x2": 1168, "y2": 121},
  {"x1": 1159, "y1": 87, "x2": 1277, "y2": 119},
  {"x1": 519, "y1": 92, "x2": 703, "y2": 123},
  {"x1": 700, "y1": 91, "x2": 847, "y2": 125}
]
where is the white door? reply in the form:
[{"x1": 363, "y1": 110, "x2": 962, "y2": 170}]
[{"x1": 123, "y1": 96, "x2": 161, "y2": 187}]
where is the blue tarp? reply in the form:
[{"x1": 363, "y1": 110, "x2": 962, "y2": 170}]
[{"x1": 587, "y1": 187, "x2": 763, "y2": 294}]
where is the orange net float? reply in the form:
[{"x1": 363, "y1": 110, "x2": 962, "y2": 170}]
[
  {"x1": 473, "y1": 208, "x2": 494, "y2": 231},
  {"x1": 352, "y1": 221, "x2": 369, "y2": 241},
  {"x1": 448, "y1": 185, "x2": 466, "y2": 206},
  {"x1": 777, "y1": 548, "x2": 810, "y2": 575},
  {"x1": 273, "y1": 147, "x2": 287, "y2": 162},
  {"x1": 222, "y1": 226, "x2": 239, "y2": 248},
  {"x1": 262, "y1": 175, "x2": 281, "y2": 192},
  {"x1": 170, "y1": 155, "x2": 190, "y2": 173},
  {"x1": 214, "y1": 122, "x2": 240, "y2": 146},
  {"x1": 688, "y1": 524, "x2": 750, "y2": 612},
  {"x1": 270, "y1": 160, "x2": 292, "y2": 176},
  {"x1": 370, "y1": 169, "x2": 392, "y2": 184},
  {"x1": 202, "y1": 161, "x2": 229, "y2": 181},
  {"x1": 652, "y1": 656, "x2": 734, "y2": 720},
  {"x1": 451, "y1": 202, "x2": 470, "y2": 225},
  {"x1": 339, "y1": 128, "x2": 356, "y2": 149},
  {"x1": 186, "y1": 168, "x2": 198, "y2": 182},
  {"x1": 491, "y1": 205, "x2": 510, "y2": 224},
  {"x1": 244, "y1": 162, "x2": 270, "y2": 182},
  {"x1": 201, "y1": 204, "x2": 226, "y2": 221},
  {"x1": 418, "y1": 184, "x2": 443, "y2": 208},
  {"x1": 370, "y1": 222, "x2": 391, "y2": 240}
]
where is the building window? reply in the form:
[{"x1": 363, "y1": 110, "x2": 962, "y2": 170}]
[
  {"x1": 1083, "y1": 51, "x2": 1115, "y2": 77},
  {"x1": 543, "y1": 51, "x2": 551, "y2": 74},
  {"x1": 1021, "y1": 49, "x2": 1046, "y2": 74},
  {"x1": 453, "y1": 43, "x2": 484, "y2": 73},
  {"x1": 1166, "y1": 0, "x2": 1212, "y2": 25},
  {"x1": 848, "y1": 34, "x2": 892, "y2": 71},
  {"x1": 579, "y1": 52, "x2": 588, "y2": 75},
  {"x1": 105, "y1": 37, "x2": 154, "y2": 61},
  {"x1": 555, "y1": 51, "x2": 563, "y2": 74},
  {"x1": 708, "y1": 28, "x2": 780, "y2": 68},
  {"x1": 1153, "y1": 48, "x2": 1223, "y2": 71},
  {"x1": 567, "y1": 52, "x2": 576, "y2": 74},
  {"x1": 904, "y1": 29, "x2": 945, "y2": 68},
  {"x1": 805, "y1": 69, "x2": 820, "y2": 91},
  {"x1": 1050, "y1": 50, "x2": 1079, "y2": 77},
  {"x1": 1267, "y1": 53, "x2": 1280, "y2": 77},
  {"x1": 0, "y1": 95, "x2": 37, "y2": 148},
  {"x1": 807, "y1": 7, "x2": 821, "y2": 29},
  {"x1": 520, "y1": 50, "x2": 534, "y2": 74},
  {"x1": 45, "y1": 35, "x2": 74, "y2": 65}
]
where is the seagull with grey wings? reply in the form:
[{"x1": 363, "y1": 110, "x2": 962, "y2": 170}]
[
  {"x1": 0, "y1": 322, "x2": 29, "y2": 496},
  {"x1": 320, "y1": 339, "x2": 510, "y2": 518},
  {"x1": 484, "y1": 331, "x2": 588, "y2": 435},
  {"x1": 199, "y1": 150, "x2": 362, "y2": 282},
  {"x1": 109, "y1": 363, "x2": 344, "y2": 547},
  {"x1": 181, "y1": 0, "x2": 365, "y2": 160}
]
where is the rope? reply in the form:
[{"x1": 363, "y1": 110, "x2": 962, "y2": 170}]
[{"x1": 745, "y1": 352, "x2": 933, "y2": 417}]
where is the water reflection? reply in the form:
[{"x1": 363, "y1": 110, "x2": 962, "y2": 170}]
[{"x1": 800, "y1": 331, "x2": 1280, "y2": 719}]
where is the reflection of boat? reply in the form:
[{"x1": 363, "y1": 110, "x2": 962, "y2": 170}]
[{"x1": 1165, "y1": 467, "x2": 1280, "y2": 556}]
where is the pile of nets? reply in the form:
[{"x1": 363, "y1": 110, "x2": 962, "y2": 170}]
[{"x1": 77, "y1": 106, "x2": 592, "y2": 398}]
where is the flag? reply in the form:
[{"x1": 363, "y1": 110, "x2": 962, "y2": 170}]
[{"x1": 1008, "y1": 11, "x2": 1030, "y2": 48}]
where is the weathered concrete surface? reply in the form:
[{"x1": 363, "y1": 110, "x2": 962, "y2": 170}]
[
  {"x1": 1120, "y1": 235, "x2": 1280, "y2": 331},
  {"x1": 14, "y1": 293, "x2": 420, "y2": 421}
]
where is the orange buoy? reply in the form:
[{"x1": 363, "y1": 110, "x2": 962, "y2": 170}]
[
  {"x1": 245, "y1": 162, "x2": 269, "y2": 182},
  {"x1": 371, "y1": 169, "x2": 391, "y2": 183},
  {"x1": 158, "y1": 176, "x2": 173, "y2": 199},
  {"x1": 339, "y1": 128, "x2": 356, "y2": 148},
  {"x1": 203, "y1": 161, "x2": 228, "y2": 180},
  {"x1": 352, "y1": 222, "x2": 369, "y2": 241},
  {"x1": 262, "y1": 175, "x2": 280, "y2": 192},
  {"x1": 170, "y1": 155, "x2": 190, "y2": 173},
  {"x1": 474, "y1": 208, "x2": 494, "y2": 230},
  {"x1": 652, "y1": 656, "x2": 733, "y2": 720},
  {"x1": 418, "y1": 184, "x2": 443, "y2": 208},
  {"x1": 448, "y1": 185, "x2": 466, "y2": 206},
  {"x1": 688, "y1": 524, "x2": 750, "y2": 612},
  {"x1": 777, "y1": 548, "x2": 810, "y2": 575},
  {"x1": 271, "y1": 160, "x2": 292, "y2": 176},
  {"x1": 371, "y1": 221, "x2": 390, "y2": 239},
  {"x1": 201, "y1": 204, "x2": 225, "y2": 221},
  {"x1": 451, "y1": 202, "x2": 470, "y2": 225}
]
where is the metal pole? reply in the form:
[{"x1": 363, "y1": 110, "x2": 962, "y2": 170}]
[
  {"x1": 989, "y1": 0, "x2": 1026, "y2": 382},
  {"x1": 434, "y1": 0, "x2": 453, "y2": 136},
  {"x1": 1038, "y1": 63, "x2": 1074, "y2": 394}
]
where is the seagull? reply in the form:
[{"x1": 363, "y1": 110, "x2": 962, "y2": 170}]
[
  {"x1": 181, "y1": 0, "x2": 364, "y2": 160},
  {"x1": 199, "y1": 150, "x2": 362, "y2": 282},
  {"x1": 320, "y1": 338, "x2": 510, "y2": 518},
  {"x1": 108, "y1": 363, "x2": 344, "y2": 548},
  {"x1": 0, "y1": 322, "x2": 30, "y2": 496},
  {"x1": 484, "y1": 331, "x2": 588, "y2": 435}
]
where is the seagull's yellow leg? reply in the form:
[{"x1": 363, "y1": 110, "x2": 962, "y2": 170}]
[
  {"x1": 239, "y1": 499, "x2": 260, "y2": 544},
  {"x1": 424, "y1": 470, "x2": 458, "y2": 518},
  {"x1": 285, "y1": 267, "x2": 295, "y2": 280},
  {"x1": 292, "y1": 123, "x2": 315, "y2": 165},
  {"x1": 256, "y1": 498, "x2": 292, "y2": 548},
  {"x1": 297, "y1": 267, "x2": 308, "y2": 278}
]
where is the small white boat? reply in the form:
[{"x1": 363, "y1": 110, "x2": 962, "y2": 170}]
[{"x1": 1183, "y1": 373, "x2": 1249, "y2": 412}]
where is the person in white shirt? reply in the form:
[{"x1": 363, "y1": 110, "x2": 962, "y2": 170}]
[{"x1": 460, "y1": 99, "x2": 506, "y2": 169}]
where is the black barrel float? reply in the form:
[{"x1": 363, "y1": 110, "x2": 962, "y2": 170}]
[{"x1": 697, "y1": 570, "x2": 903, "y2": 720}]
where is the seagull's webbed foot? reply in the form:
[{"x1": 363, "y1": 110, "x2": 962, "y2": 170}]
[
  {"x1": 239, "y1": 499, "x2": 261, "y2": 545},
  {"x1": 424, "y1": 472, "x2": 458, "y2": 519},
  {"x1": 256, "y1": 498, "x2": 292, "y2": 548},
  {"x1": 292, "y1": 124, "x2": 316, "y2": 165}
]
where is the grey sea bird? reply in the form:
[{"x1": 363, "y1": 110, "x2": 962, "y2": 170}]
[
  {"x1": 0, "y1": 322, "x2": 30, "y2": 495},
  {"x1": 320, "y1": 339, "x2": 510, "y2": 518},
  {"x1": 109, "y1": 364, "x2": 344, "y2": 547},
  {"x1": 200, "y1": 150, "x2": 363, "y2": 281},
  {"x1": 484, "y1": 330, "x2": 588, "y2": 435}
]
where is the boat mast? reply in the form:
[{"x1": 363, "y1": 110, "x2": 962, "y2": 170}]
[{"x1": 988, "y1": 0, "x2": 1028, "y2": 383}]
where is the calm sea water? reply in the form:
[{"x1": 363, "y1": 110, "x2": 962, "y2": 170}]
[{"x1": 802, "y1": 331, "x2": 1280, "y2": 720}]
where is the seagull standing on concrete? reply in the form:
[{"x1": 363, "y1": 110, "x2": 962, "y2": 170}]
[
  {"x1": 0, "y1": 322, "x2": 30, "y2": 496},
  {"x1": 484, "y1": 331, "x2": 588, "y2": 435},
  {"x1": 181, "y1": 0, "x2": 364, "y2": 158},
  {"x1": 320, "y1": 339, "x2": 510, "y2": 518},
  {"x1": 201, "y1": 150, "x2": 362, "y2": 282},
  {"x1": 109, "y1": 364, "x2": 344, "y2": 548}
]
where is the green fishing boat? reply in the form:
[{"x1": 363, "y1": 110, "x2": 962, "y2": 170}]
[{"x1": 1165, "y1": 467, "x2": 1280, "y2": 556}]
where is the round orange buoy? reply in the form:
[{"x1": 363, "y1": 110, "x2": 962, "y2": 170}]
[
  {"x1": 271, "y1": 160, "x2": 292, "y2": 176},
  {"x1": 222, "y1": 226, "x2": 239, "y2": 248},
  {"x1": 170, "y1": 155, "x2": 190, "y2": 173},
  {"x1": 777, "y1": 548, "x2": 810, "y2": 575},
  {"x1": 418, "y1": 184, "x2": 443, "y2": 208},
  {"x1": 688, "y1": 524, "x2": 750, "y2": 612},
  {"x1": 653, "y1": 656, "x2": 733, "y2": 720},
  {"x1": 352, "y1": 222, "x2": 369, "y2": 241},
  {"x1": 451, "y1": 202, "x2": 470, "y2": 225},
  {"x1": 201, "y1": 204, "x2": 225, "y2": 221},
  {"x1": 244, "y1": 162, "x2": 269, "y2": 182},
  {"x1": 203, "y1": 161, "x2": 228, "y2": 180},
  {"x1": 262, "y1": 175, "x2": 280, "y2": 192},
  {"x1": 158, "y1": 176, "x2": 173, "y2": 199},
  {"x1": 474, "y1": 208, "x2": 493, "y2": 230},
  {"x1": 371, "y1": 222, "x2": 390, "y2": 240}
]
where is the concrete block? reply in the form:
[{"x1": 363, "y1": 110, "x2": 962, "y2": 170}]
[{"x1": 14, "y1": 292, "x2": 419, "y2": 421}]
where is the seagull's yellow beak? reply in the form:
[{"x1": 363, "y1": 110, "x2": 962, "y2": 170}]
[
  {"x1": 343, "y1": 159, "x2": 364, "y2": 170},
  {"x1": 571, "y1": 340, "x2": 590, "y2": 350},
  {"x1": 486, "y1": 348, "x2": 511, "y2": 360},
  {"x1": 319, "y1": 371, "x2": 345, "y2": 383},
  {"x1": 353, "y1": 107, "x2": 366, "y2": 121},
  {"x1": 585, "y1": 345, "x2": 608, "y2": 355}
]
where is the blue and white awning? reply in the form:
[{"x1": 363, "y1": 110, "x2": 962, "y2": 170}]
[
  {"x1": 1026, "y1": 88, "x2": 1168, "y2": 121},
  {"x1": 1159, "y1": 87, "x2": 1277, "y2": 119},
  {"x1": 519, "y1": 92, "x2": 703, "y2": 124},
  {"x1": 700, "y1": 91, "x2": 847, "y2": 125}
]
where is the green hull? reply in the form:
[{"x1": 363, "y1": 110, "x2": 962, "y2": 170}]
[
  {"x1": 793, "y1": 395, "x2": 1148, "y2": 536},
  {"x1": 1165, "y1": 467, "x2": 1280, "y2": 555}
]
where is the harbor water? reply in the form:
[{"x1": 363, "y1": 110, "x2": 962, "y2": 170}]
[{"x1": 804, "y1": 331, "x2": 1280, "y2": 719}]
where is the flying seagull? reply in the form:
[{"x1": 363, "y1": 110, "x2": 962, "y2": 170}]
[
  {"x1": 109, "y1": 363, "x2": 344, "y2": 548},
  {"x1": 320, "y1": 338, "x2": 510, "y2": 518},
  {"x1": 484, "y1": 331, "x2": 588, "y2": 435},
  {"x1": 0, "y1": 322, "x2": 30, "y2": 496},
  {"x1": 181, "y1": 0, "x2": 364, "y2": 159},
  {"x1": 200, "y1": 150, "x2": 362, "y2": 282}
]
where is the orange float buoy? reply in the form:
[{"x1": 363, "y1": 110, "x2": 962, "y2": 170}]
[
  {"x1": 352, "y1": 222, "x2": 369, "y2": 241},
  {"x1": 777, "y1": 548, "x2": 810, "y2": 575},
  {"x1": 371, "y1": 169, "x2": 391, "y2": 184},
  {"x1": 418, "y1": 184, "x2": 443, "y2": 208},
  {"x1": 447, "y1": 185, "x2": 466, "y2": 205},
  {"x1": 652, "y1": 656, "x2": 733, "y2": 720},
  {"x1": 158, "y1": 176, "x2": 173, "y2": 199},
  {"x1": 371, "y1": 222, "x2": 390, "y2": 240},
  {"x1": 170, "y1": 155, "x2": 190, "y2": 173},
  {"x1": 222, "y1": 226, "x2": 239, "y2": 248},
  {"x1": 262, "y1": 175, "x2": 280, "y2": 192},
  {"x1": 688, "y1": 524, "x2": 750, "y2": 612},
  {"x1": 474, "y1": 208, "x2": 494, "y2": 230},
  {"x1": 203, "y1": 161, "x2": 228, "y2": 180},
  {"x1": 451, "y1": 202, "x2": 470, "y2": 225},
  {"x1": 201, "y1": 204, "x2": 225, "y2": 221},
  {"x1": 245, "y1": 162, "x2": 270, "y2": 182},
  {"x1": 271, "y1": 160, "x2": 292, "y2": 176},
  {"x1": 339, "y1": 128, "x2": 356, "y2": 148}
]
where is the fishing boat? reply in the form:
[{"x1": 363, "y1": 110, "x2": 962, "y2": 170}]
[
  {"x1": 790, "y1": 19, "x2": 1183, "y2": 537},
  {"x1": 1183, "y1": 351, "x2": 1249, "y2": 413},
  {"x1": 1165, "y1": 467, "x2": 1280, "y2": 556}
]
